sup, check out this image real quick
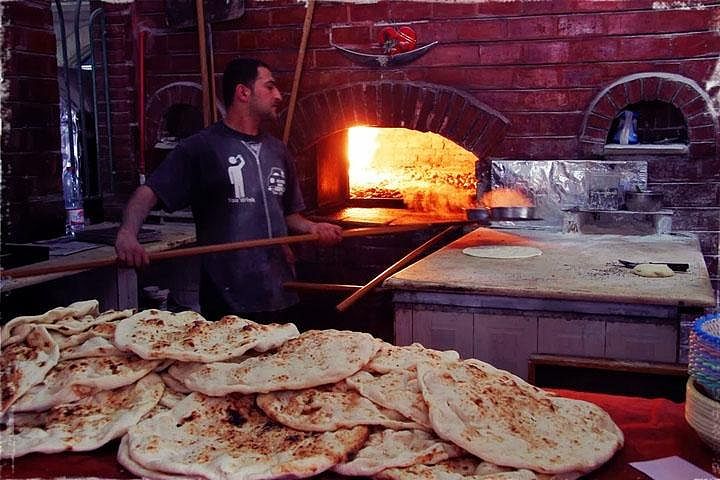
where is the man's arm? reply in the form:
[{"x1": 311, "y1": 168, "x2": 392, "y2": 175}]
[
  {"x1": 115, "y1": 185, "x2": 158, "y2": 268},
  {"x1": 285, "y1": 213, "x2": 343, "y2": 246}
]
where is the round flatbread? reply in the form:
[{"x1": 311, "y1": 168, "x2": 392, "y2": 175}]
[
  {"x1": 417, "y1": 359, "x2": 623, "y2": 475},
  {"x1": 632, "y1": 264, "x2": 674, "y2": 278},
  {"x1": 125, "y1": 392, "x2": 369, "y2": 480},
  {"x1": 462, "y1": 246, "x2": 542, "y2": 259}
]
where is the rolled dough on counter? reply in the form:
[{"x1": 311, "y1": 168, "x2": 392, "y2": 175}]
[{"x1": 462, "y1": 246, "x2": 543, "y2": 259}]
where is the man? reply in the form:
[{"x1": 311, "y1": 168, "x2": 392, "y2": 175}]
[{"x1": 115, "y1": 58, "x2": 342, "y2": 322}]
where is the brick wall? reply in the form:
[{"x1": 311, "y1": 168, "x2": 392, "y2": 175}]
[
  {"x1": 100, "y1": 1, "x2": 720, "y2": 293},
  {"x1": 1, "y1": 0, "x2": 63, "y2": 243}
]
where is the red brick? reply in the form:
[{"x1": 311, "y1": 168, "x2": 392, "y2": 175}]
[
  {"x1": 269, "y1": 5, "x2": 307, "y2": 26},
  {"x1": 325, "y1": 90, "x2": 345, "y2": 132},
  {"x1": 377, "y1": 82, "x2": 394, "y2": 126},
  {"x1": 441, "y1": 95, "x2": 467, "y2": 137},
  {"x1": 414, "y1": 90, "x2": 437, "y2": 132},
  {"x1": 626, "y1": 78, "x2": 643, "y2": 104},
  {"x1": 675, "y1": 84, "x2": 700, "y2": 106},
  {"x1": 522, "y1": 41, "x2": 571, "y2": 64},
  {"x1": 508, "y1": 16, "x2": 558, "y2": 39},
  {"x1": 671, "y1": 32, "x2": 720, "y2": 58},
  {"x1": 606, "y1": 9, "x2": 715, "y2": 36},
  {"x1": 688, "y1": 125, "x2": 718, "y2": 142},
  {"x1": 337, "y1": 86, "x2": 357, "y2": 126},
  {"x1": 558, "y1": 14, "x2": 606, "y2": 37},
  {"x1": 330, "y1": 25, "x2": 374, "y2": 46},
  {"x1": 401, "y1": 84, "x2": 421, "y2": 128},
  {"x1": 312, "y1": 49, "x2": 353, "y2": 69},
  {"x1": 607, "y1": 85, "x2": 628, "y2": 110},
  {"x1": 425, "y1": 90, "x2": 448, "y2": 132},
  {"x1": 5, "y1": 2, "x2": 53, "y2": 29},
  {"x1": 584, "y1": 113, "x2": 613, "y2": 133},
  {"x1": 569, "y1": 37, "x2": 619, "y2": 63},
  {"x1": 454, "y1": 19, "x2": 506, "y2": 42},
  {"x1": 477, "y1": 43, "x2": 522, "y2": 65},
  {"x1": 349, "y1": 3, "x2": 390, "y2": 22},
  {"x1": 496, "y1": 136, "x2": 577, "y2": 159},
  {"x1": 454, "y1": 104, "x2": 480, "y2": 142},
  {"x1": 314, "y1": 3, "x2": 348, "y2": 24},
  {"x1": 389, "y1": 2, "x2": 433, "y2": 21},
  {"x1": 477, "y1": 1, "x2": 523, "y2": 16},
  {"x1": 582, "y1": 127, "x2": 608, "y2": 143},
  {"x1": 431, "y1": 3, "x2": 478, "y2": 19},
  {"x1": 657, "y1": 79, "x2": 682, "y2": 103},
  {"x1": 682, "y1": 96, "x2": 711, "y2": 119},
  {"x1": 640, "y1": 77, "x2": 661, "y2": 100},
  {"x1": 689, "y1": 142, "x2": 717, "y2": 159},
  {"x1": 593, "y1": 95, "x2": 618, "y2": 119},
  {"x1": 349, "y1": 84, "x2": 372, "y2": 126},
  {"x1": 687, "y1": 112, "x2": 715, "y2": 128}
]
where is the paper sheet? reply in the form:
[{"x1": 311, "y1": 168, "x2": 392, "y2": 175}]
[{"x1": 630, "y1": 456, "x2": 718, "y2": 480}]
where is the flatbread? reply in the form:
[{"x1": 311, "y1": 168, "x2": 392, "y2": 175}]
[
  {"x1": 1, "y1": 300, "x2": 99, "y2": 347},
  {"x1": 346, "y1": 370, "x2": 431, "y2": 428},
  {"x1": 114, "y1": 310, "x2": 300, "y2": 362},
  {"x1": 417, "y1": 360, "x2": 623, "y2": 474},
  {"x1": 169, "y1": 329, "x2": 380, "y2": 395},
  {"x1": 59, "y1": 336, "x2": 125, "y2": 361},
  {"x1": 11, "y1": 355, "x2": 162, "y2": 412},
  {"x1": 333, "y1": 429, "x2": 463, "y2": 476},
  {"x1": 366, "y1": 342, "x2": 460, "y2": 373},
  {"x1": 125, "y1": 392, "x2": 369, "y2": 479},
  {"x1": 375, "y1": 457, "x2": 538, "y2": 480},
  {"x1": 256, "y1": 383, "x2": 424, "y2": 431},
  {"x1": 0, "y1": 373, "x2": 163, "y2": 458},
  {"x1": 117, "y1": 435, "x2": 195, "y2": 480},
  {"x1": 0, "y1": 326, "x2": 59, "y2": 415},
  {"x1": 632, "y1": 264, "x2": 674, "y2": 278},
  {"x1": 160, "y1": 371, "x2": 193, "y2": 394},
  {"x1": 462, "y1": 246, "x2": 542, "y2": 259}
]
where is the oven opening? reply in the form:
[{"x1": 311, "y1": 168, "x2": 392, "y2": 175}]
[{"x1": 346, "y1": 126, "x2": 478, "y2": 214}]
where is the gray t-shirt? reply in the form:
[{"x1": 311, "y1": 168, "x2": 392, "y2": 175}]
[{"x1": 146, "y1": 122, "x2": 306, "y2": 313}]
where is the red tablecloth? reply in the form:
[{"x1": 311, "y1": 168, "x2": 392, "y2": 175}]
[{"x1": 2, "y1": 389, "x2": 718, "y2": 479}]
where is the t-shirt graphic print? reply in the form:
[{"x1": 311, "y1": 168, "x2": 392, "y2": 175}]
[
  {"x1": 227, "y1": 154, "x2": 255, "y2": 204},
  {"x1": 267, "y1": 167, "x2": 286, "y2": 196}
]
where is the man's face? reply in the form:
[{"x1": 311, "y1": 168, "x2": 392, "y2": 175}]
[{"x1": 248, "y1": 66, "x2": 282, "y2": 122}]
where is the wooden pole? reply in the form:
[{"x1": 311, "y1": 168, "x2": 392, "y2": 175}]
[
  {"x1": 195, "y1": 0, "x2": 211, "y2": 127},
  {"x1": 282, "y1": 0, "x2": 315, "y2": 144},
  {"x1": 336, "y1": 225, "x2": 459, "y2": 312},
  {"x1": 1, "y1": 224, "x2": 431, "y2": 280}
]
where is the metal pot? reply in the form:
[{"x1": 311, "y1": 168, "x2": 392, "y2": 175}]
[
  {"x1": 464, "y1": 207, "x2": 490, "y2": 222},
  {"x1": 490, "y1": 206, "x2": 538, "y2": 221},
  {"x1": 625, "y1": 191, "x2": 664, "y2": 212}
]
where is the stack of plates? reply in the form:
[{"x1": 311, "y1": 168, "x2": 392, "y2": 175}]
[
  {"x1": 688, "y1": 313, "x2": 720, "y2": 401},
  {"x1": 685, "y1": 378, "x2": 720, "y2": 453}
]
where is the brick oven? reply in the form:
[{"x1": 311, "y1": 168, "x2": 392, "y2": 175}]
[{"x1": 2, "y1": 1, "x2": 717, "y2": 301}]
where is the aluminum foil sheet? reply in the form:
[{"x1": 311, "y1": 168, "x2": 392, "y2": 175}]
[{"x1": 489, "y1": 160, "x2": 648, "y2": 229}]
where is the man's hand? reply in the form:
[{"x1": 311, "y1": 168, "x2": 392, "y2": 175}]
[
  {"x1": 115, "y1": 228, "x2": 150, "y2": 268},
  {"x1": 309, "y1": 222, "x2": 343, "y2": 246}
]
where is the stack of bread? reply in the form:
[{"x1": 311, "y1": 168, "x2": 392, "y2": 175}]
[{"x1": 1, "y1": 300, "x2": 624, "y2": 480}]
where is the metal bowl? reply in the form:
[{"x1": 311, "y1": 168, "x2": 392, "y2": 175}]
[
  {"x1": 625, "y1": 191, "x2": 664, "y2": 212},
  {"x1": 490, "y1": 206, "x2": 538, "y2": 221}
]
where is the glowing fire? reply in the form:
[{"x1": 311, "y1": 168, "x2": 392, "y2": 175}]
[
  {"x1": 347, "y1": 126, "x2": 477, "y2": 213},
  {"x1": 479, "y1": 188, "x2": 534, "y2": 208}
]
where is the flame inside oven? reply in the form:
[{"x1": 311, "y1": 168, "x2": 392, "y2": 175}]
[{"x1": 347, "y1": 126, "x2": 477, "y2": 213}]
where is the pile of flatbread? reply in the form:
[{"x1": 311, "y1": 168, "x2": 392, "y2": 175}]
[{"x1": 1, "y1": 300, "x2": 624, "y2": 480}]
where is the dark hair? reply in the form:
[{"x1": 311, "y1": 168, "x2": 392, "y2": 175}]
[{"x1": 222, "y1": 58, "x2": 271, "y2": 108}]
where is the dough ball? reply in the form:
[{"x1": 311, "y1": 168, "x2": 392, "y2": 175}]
[{"x1": 632, "y1": 263, "x2": 675, "y2": 278}]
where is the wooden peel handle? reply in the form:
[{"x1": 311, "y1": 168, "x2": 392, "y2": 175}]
[
  {"x1": 336, "y1": 225, "x2": 459, "y2": 312},
  {"x1": 0, "y1": 224, "x2": 430, "y2": 280}
]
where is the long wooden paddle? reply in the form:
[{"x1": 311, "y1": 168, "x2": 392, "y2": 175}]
[
  {"x1": 336, "y1": 225, "x2": 459, "y2": 312},
  {"x1": 1, "y1": 224, "x2": 430, "y2": 280}
]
